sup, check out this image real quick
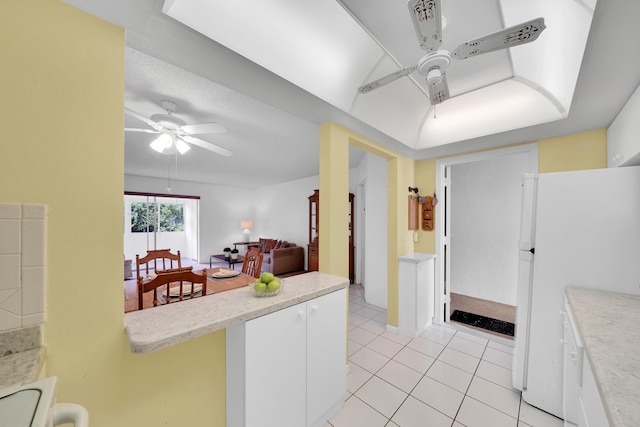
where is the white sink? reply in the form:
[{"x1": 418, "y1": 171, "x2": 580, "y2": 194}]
[
  {"x1": 0, "y1": 377, "x2": 88, "y2": 426},
  {"x1": 0, "y1": 377, "x2": 57, "y2": 426}
]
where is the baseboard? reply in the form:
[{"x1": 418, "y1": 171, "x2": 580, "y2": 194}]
[{"x1": 385, "y1": 324, "x2": 399, "y2": 334}]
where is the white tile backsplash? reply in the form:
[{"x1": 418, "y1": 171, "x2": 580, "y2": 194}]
[
  {"x1": 0, "y1": 203, "x2": 47, "y2": 331},
  {"x1": 0, "y1": 254, "x2": 20, "y2": 290},
  {"x1": 0, "y1": 220, "x2": 21, "y2": 254}
]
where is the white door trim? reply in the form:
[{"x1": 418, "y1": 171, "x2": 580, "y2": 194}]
[{"x1": 433, "y1": 143, "x2": 539, "y2": 325}]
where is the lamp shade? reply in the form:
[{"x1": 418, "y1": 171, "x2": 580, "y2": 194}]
[{"x1": 240, "y1": 220, "x2": 253, "y2": 243}]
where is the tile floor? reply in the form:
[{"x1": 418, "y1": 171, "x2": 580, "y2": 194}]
[{"x1": 326, "y1": 284, "x2": 563, "y2": 427}]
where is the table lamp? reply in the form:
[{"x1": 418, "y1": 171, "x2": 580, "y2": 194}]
[{"x1": 240, "y1": 220, "x2": 253, "y2": 243}]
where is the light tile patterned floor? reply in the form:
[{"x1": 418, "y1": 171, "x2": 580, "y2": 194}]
[{"x1": 326, "y1": 284, "x2": 563, "y2": 427}]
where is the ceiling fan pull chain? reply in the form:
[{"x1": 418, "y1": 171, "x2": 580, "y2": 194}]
[
  {"x1": 167, "y1": 157, "x2": 172, "y2": 193},
  {"x1": 434, "y1": 104, "x2": 437, "y2": 119}
]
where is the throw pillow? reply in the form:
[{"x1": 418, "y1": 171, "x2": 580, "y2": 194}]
[
  {"x1": 267, "y1": 239, "x2": 277, "y2": 251},
  {"x1": 274, "y1": 240, "x2": 282, "y2": 249},
  {"x1": 282, "y1": 240, "x2": 289, "y2": 248},
  {"x1": 259, "y1": 238, "x2": 269, "y2": 253}
]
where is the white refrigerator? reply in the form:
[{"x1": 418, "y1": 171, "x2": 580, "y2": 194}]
[{"x1": 512, "y1": 166, "x2": 640, "y2": 419}]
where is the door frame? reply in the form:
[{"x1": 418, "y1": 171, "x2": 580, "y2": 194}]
[{"x1": 433, "y1": 143, "x2": 538, "y2": 325}]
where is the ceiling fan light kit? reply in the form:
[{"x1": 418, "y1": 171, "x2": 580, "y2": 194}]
[
  {"x1": 357, "y1": 0, "x2": 547, "y2": 106},
  {"x1": 150, "y1": 132, "x2": 173, "y2": 153}
]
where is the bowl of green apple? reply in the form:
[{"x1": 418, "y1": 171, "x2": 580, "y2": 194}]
[{"x1": 250, "y1": 272, "x2": 283, "y2": 297}]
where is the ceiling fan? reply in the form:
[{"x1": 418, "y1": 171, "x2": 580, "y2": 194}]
[
  {"x1": 358, "y1": 0, "x2": 546, "y2": 105},
  {"x1": 125, "y1": 100, "x2": 232, "y2": 157}
]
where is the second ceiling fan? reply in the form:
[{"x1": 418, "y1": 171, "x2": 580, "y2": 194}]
[{"x1": 358, "y1": 0, "x2": 546, "y2": 105}]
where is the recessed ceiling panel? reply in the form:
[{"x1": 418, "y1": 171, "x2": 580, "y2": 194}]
[
  {"x1": 163, "y1": 0, "x2": 596, "y2": 151},
  {"x1": 418, "y1": 79, "x2": 565, "y2": 147},
  {"x1": 162, "y1": 0, "x2": 383, "y2": 112}
]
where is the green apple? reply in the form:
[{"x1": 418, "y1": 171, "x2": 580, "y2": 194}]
[
  {"x1": 254, "y1": 280, "x2": 267, "y2": 293},
  {"x1": 260, "y1": 272, "x2": 275, "y2": 284},
  {"x1": 267, "y1": 278, "x2": 281, "y2": 292}
]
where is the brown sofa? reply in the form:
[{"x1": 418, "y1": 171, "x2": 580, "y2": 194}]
[{"x1": 250, "y1": 239, "x2": 306, "y2": 277}]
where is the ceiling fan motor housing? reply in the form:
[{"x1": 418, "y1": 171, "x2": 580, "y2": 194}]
[
  {"x1": 149, "y1": 113, "x2": 186, "y2": 130},
  {"x1": 417, "y1": 50, "x2": 451, "y2": 76}
]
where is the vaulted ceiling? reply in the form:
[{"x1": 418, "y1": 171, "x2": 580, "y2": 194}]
[{"x1": 64, "y1": 0, "x2": 640, "y2": 187}]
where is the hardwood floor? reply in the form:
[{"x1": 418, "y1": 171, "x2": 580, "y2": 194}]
[{"x1": 449, "y1": 292, "x2": 516, "y2": 340}]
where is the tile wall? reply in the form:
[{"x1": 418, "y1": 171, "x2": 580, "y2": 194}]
[{"x1": 0, "y1": 204, "x2": 47, "y2": 331}]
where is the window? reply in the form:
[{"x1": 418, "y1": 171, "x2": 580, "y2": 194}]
[
  {"x1": 131, "y1": 202, "x2": 184, "y2": 233},
  {"x1": 124, "y1": 192, "x2": 200, "y2": 264}
]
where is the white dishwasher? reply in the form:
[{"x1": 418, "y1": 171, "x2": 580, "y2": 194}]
[{"x1": 562, "y1": 301, "x2": 584, "y2": 427}]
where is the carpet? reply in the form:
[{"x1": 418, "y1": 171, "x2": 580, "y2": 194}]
[{"x1": 450, "y1": 310, "x2": 515, "y2": 337}]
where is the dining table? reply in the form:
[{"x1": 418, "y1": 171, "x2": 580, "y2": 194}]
[{"x1": 124, "y1": 267, "x2": 256, "y2": 312}]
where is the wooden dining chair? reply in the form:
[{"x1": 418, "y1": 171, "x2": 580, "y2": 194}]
[
  {"x1": 138, "y1": 268, "x2": 208, "y2": 310},
  {"x1": 135, "y1": 249, "x2": 184, "y2": 281},
  {"x1": 242, "y1": 248, "x2": 263, "y2": 278}
]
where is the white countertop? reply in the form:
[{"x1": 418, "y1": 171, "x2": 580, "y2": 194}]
[
  {"x1": 125, "y1": 271, "x2": 349, "y2": 353},
  {"x1": 565, "y1": 287, "x2": 640, "y2": 427},
  {"x1": 398, "y1": 252, "x2": 436, "y2": 263}
]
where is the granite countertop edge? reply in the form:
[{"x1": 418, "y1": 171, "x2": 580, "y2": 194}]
[
  {"x1": 565, "y1": 286, "x2": 640, "y2": 427},
  {"x1": 0, "y1": 346, "x2": 47, "y2": 391},
  {"x1": 125, "y1": 271, "x2": 349, "y2": 354}
]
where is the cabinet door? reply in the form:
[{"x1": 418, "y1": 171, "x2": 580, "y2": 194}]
[
  {"x1": 245, "y1": 302, "x2": 307, "y2": 427},
  {"x1": 579, "y1": 357, "x2": 610, "y2": 427},
  {"x1": 307, "y1": 289, "x2": 347, "y2": 426}
]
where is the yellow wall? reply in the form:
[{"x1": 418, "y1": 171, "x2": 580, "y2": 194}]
[
  {"x1": 413, "y1": 159, "x2": 437, "y2": 254},
  {"x1": 2, "y1": 2, "x2": 226, "y2": 426},
  {"x1": 319, "y1": 123, "x2": 415, "y2": 326},
  {"x1": 538, "y1": 129, "x2": 607, "y2": 172}
]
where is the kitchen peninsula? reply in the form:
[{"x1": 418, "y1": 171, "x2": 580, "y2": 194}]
[
  {"x1": 125, "y1": 271, "x2": 348, "y2": 353},
  {"x1": 125, "y1": 271, "x2": 348, "y2": 427}
]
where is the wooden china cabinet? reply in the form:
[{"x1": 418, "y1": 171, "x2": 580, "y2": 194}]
[{"x1": 308, "y1": 190, "x2": 355, "y2": 283}]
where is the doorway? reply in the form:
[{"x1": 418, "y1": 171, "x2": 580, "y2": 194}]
[{"x1": 434, "y1": 144, "x2": 538, "y2": 337}]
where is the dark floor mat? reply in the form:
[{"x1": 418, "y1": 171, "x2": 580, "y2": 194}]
[{"x1": 450, "y1": 310, "x2": 515, "y2": 337}]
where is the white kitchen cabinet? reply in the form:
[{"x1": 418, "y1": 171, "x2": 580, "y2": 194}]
[
  {"x1": 562, "y1": 301, "x2": 584, "y2": 427},
  {"x1": 607, "y1": 83, "x2": 640, "y2": 167},
  {"x1": 564, "y1": 295, "x2": 610, "y2": 427},
  {"x1": 398, "y1": 253, "x2": 436, "y2": 337},
  {"x1": 579, "y1": 356, "x2": 610, "y2": 427},
  {"x1": 226, "y1": 288, "x2": 347, "y2": 427}
]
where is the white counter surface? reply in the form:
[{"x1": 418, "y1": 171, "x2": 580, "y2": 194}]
[
  {"x1": 125, "y1": 272, "x2": 348, "y2": 353},
  {"x1": 565, "y1": 287, "x2": 640, "y2": 427},
  {"x1": 398, "y1": 252, "x2": 436, "y2": 264}
]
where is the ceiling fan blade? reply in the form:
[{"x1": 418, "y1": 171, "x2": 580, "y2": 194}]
[
  {"x1": 358, "y1": 65, "x2": 418, "y2": 94},
  {"x1": 181, "y1": 135, "x2": 233, "y2": 157},
  {"x1": 407, "y1": 0, "x2": 443, "y2": 52},
  {"x1": 451, "y1": 17, "x2": 546, "y2": 60},
  {"x1": 124, "y1": 128, "x2": 159, "y2": 134},
  {"x1": 426, "y1": 68, "x2": 450, "y2": 105},
  {"x1": 181, "y1": 122, "x2": 226, "y2": 135},
  {"x1": 124, "y1": 107, "x2": 162, "y2": 130}
]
